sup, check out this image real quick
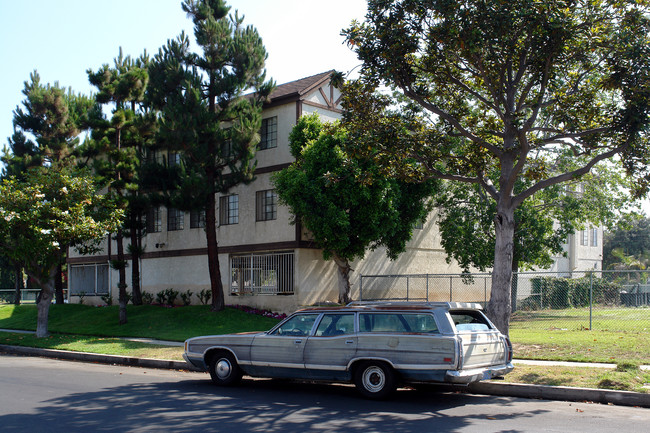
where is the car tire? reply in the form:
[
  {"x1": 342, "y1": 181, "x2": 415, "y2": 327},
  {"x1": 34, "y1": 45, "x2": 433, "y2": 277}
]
[
  {"x1": 354, "y1": 361, "x2": 396, "y2": 399},
  {"x1": 208, "y1": 351, "x2": 243, "y2": 386}
]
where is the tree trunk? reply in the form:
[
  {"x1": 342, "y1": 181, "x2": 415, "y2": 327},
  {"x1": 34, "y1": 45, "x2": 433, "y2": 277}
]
[
  {"x1": 130, "y1": 210, "x2": 142, "y2": 306},
  {"x1": 333, "y1": 255, "x2": 352, "y2": 304},
  {"x1": 33, "y1": 267, "x2": 58, "y2": 338},
  {"x1": 206, "y1": 187, "x2": 225, "y2": 312},
  {"x1": 116, "y1": 227, "x2": 128, "y2": 325},
  {"x1": 487, "y1": 204, "x2": 515, "y2": 336},
  {"x1": 55, "y1": 254, "x2": 64, "y2": 304},
  {"x1": 13, "y1": 264, "x2": 23, "y2": 306}
]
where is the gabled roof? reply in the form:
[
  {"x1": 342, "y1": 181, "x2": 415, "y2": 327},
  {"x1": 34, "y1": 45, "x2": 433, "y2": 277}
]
[{"x1": 268, "y1": 70, "x2": 335, "y2": 102}]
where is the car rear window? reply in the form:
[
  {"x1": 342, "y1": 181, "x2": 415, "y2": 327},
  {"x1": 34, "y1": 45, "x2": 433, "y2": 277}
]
[
  {"x1": 450, "y1": 310, "x2": 492, "y2": 331},
  {"x1": 359, "y1": 313, "x2": 439, "y2": 334}
]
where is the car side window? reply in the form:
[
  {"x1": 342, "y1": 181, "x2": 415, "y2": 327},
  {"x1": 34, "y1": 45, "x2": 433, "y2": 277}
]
[
  {"x1": 360, "y1": 313, "x2": 439, "y2": 333},
  {"x1": 271, "y1": 314, "x2": 318, "y2": 336},
  {"x1": 315, "y1": 314, "x2": 355, "y2": 337}
]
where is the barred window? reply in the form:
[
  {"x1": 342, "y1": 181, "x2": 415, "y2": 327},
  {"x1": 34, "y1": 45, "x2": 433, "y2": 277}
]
[
  {"x1": 146, "y1": 206, "x2": 162, "y2": 233},
  {"x1": 259, "y1": 117, "x2": 277, "y2": 150},
  {"x1": 256, "y1": 189, "x2": 277, "y2": 221},
  {"x1": 230, "y1": 251, "x2": 294, "y2": 295},
  {"x1": 69, "y1": 263, "x2": 109, "y2": 295},
  {"x1": 167, "y1": 207, "x2": 184, "y2": 231},
  {"x1": 220, "y1": 195, "x2": 239, "y2": 225}
]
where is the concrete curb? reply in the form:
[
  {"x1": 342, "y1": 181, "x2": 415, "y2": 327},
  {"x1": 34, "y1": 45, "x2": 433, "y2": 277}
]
[
  {"x1": 1, "y1": 344, "x2": 649, "y2": 408},
  {"x1": 0, "y1": 344, "x2": 202, "y2": 372}
]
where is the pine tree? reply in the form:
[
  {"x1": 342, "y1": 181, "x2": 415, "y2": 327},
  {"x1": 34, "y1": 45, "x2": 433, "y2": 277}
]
[{"x1": 148, "y1": 0, "x2": 274, "y2": 311}]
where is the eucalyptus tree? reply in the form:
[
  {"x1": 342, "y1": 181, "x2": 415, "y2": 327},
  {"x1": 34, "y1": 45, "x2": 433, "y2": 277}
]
[
  {"x1": 148, "y1": 0, "x2": 274, "y2": 311},
  {"x1": 86, "y1": 49, "x2": 151, "y2": 322},
  {"x1": 273, "y1": 114, "x2": 438, "y2": 303},
  {"x1": 342, "y1": 0, "x2": 650, "y2": 334}
]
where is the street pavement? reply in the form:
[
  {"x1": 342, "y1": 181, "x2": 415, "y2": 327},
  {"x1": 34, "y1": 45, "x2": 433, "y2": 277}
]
[{"x1": 1, "y1": 329, "x2": 649, "y2": 408}]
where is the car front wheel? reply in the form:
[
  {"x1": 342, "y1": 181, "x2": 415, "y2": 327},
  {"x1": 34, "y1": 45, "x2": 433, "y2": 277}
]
[
  {"x1": 208, "y1": 351, "x2": 243, "y2": 386},
  {"x1": 354, "y1": 361, "x2": 396, "y2": 399}
]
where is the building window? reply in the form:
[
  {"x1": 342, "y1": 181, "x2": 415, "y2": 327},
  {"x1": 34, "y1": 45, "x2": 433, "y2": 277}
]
[
  {"x1": 259, "y1": 116, "x2": 277, "y2": 150},
  {"x1": 69, "y1": 263, "x2": 109, "y2": 296},
  {"x1": 146, "y1": 206, "x2": 162, "y2": 233},
  {"x1": 256, "y1": 189, "x2": 277, "y2": 221},
  {"x1": 167, "y1": 207, "x2": 184, "y2": 231},
  {"x1": 230, "y1": 251, "x2": 294, "y2": 295},
  {"x1": 190, "y1": 209, "x2": 206, "y2": 229},
  {"x1": 220, "y1": 195, "x2": 239, "y2": 225},
  {"x1": 145, "y1": 149, "x2": 164, "y2": 164},
  {"x1": 591, "y1": 227, "x2": 598, "y2": 247},
  {"x1": 580, "y1": 230, "x2": 588, "y2": 246},
  {"x1": 168, "y1": 151, "x2": 182, "y2": 167},
  {"x1": 413, "y1": 218, "x2": 424, "y2": 230}
]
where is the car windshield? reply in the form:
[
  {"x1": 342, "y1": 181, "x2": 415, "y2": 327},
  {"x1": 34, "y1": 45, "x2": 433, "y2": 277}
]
[{"x1": 270, "y1": 314, "x2": 318, "y2": 336}]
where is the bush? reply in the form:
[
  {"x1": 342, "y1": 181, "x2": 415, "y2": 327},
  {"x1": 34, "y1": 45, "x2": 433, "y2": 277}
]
[
  {"x1": 141, "y1": 292, "x2": 153, "y2": 305},
  {"x1": 180, "y1": 290, "x2": 193, "y2": 306},
  {"x1": 527, "y1": 276, "x2": 623, "y2": 310},
  {"x1": 101, "y1": 294, "x2": 113, "y2": 306},
  {"x1": 164, "y1": 288, "x2": 179, "y2": 306},
  {"x1": 198, "y1": 289, "x2": 211, "y2": 305},
  {"x1": 156, "y1": 290, "x2": 166, "y2": 305}
]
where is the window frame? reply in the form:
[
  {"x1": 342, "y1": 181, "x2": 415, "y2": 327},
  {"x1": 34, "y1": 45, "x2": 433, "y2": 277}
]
[
  {"x1": 219, "y1": 194, "x2": 239, "y2": 225},
  {"x1": 190, "y1": 209, "x2": 206, "y2": 229},
  {"x1": 259, "y1": 116, "x2": 278, "y2": 150},
  {"x1": 167, "y1": 207, "x2": 185, "y2": 231},
  {"x1": 146, "y1": 206, "x2": 162, "y2": 233},
  {"x1": 256, "y1": 189, "x2": 277, "y2": 221}
]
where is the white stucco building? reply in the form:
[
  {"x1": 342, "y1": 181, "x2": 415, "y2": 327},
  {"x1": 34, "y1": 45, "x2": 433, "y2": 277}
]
[{"x1": 66, "y1": 71, "x2": 603, "y2": 311}]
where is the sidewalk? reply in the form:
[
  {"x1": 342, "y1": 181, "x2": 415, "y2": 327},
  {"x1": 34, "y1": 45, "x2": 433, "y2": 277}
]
[{"x1": 1, "y1": 328, "x2": 649, "y2": 408}]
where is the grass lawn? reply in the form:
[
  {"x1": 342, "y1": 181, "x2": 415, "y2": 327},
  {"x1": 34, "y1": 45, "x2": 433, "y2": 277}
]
[
  {"x1": 510, "y1": 306, "x2": 650, "y2": 365},
  {"x1": 499, "y1": 364, "x2": 650, "y2": 394},
  {"x1": 0, "y1": 304, "x2": 281, "y2": 341}
]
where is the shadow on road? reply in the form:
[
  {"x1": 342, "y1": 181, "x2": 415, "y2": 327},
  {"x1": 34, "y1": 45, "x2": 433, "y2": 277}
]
[{"x1": 0, "y1": 375, "x2": 548, "y2": 432}]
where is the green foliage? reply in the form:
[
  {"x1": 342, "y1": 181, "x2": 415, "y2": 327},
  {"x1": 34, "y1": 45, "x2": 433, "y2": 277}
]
[
  {"x1": 198, "y1": 289, "x2": 212, "y2": 305},
  {"x1": 147, "y1": 0, "x2": 274, "y2": 311},
  {"x1": 164, "y1": 288, "x2": 179, "y2": 306},
  {"x1": 0, "y1": 166, "x2": 122, "y2": 283},
  {"x1": 524, "y1": 277, "x2": 622, "y2": 310},
  {"x1": 141, "y1": 292, "x2": 154, "y2": 305},
  {"x1": 180, "y1": 290, "x2": 193, "y2": 306},
  {"x1": 604, "y1": 217, "x2": 650, "y2": 270},
  {"x1": 274, "y1": 114, "x2": 438, "y2": 262},
  {"x1": 342, "y1": 0, "x2": 650, "y2": 333}
]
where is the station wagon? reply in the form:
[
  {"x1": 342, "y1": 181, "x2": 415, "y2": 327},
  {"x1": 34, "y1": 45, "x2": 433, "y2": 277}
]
[{"x1": 183, "y1": 302, "x2": 514, "y2": 398}]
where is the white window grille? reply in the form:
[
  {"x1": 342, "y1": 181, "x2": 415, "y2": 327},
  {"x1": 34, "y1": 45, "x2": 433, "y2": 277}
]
[{"x1": 230, "y1": 251, "x2": 294, "y2": 295}]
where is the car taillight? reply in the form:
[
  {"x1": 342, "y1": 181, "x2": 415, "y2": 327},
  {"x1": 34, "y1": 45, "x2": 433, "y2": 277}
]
[{"x1": 505, "y1": 337, "x2": 513, "y2": 362}]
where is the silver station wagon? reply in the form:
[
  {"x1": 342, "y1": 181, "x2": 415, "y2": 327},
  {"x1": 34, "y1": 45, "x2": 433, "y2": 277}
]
[{"x1": 183, "y1": 301, "x2": 514, "y2": 398}]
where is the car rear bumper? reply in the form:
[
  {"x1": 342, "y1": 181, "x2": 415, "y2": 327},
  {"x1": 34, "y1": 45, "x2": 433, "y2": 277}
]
[{"x1": 445, "y1": 362, "x2": 515, "y2": 384}]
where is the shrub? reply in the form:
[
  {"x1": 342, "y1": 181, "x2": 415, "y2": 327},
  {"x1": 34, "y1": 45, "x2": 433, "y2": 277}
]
[
  {"x1": 180, "y1": 290, "x2": 193, "y2": 306},
  {"x1": 198, "y1": 289, "x2": 211, "y2": 305},
  {"x1": 164, "y1": 288, "x2": 179, "y2": 306},
  {"x1": 101, "y1": 294, "x2": 113, "y2": 306},
  {"x1": 156, "y1": 290, "x2": 166, "y2": 305},
  {"x1": 141, "y1": 292, "x2": 153, "y2": 305}
]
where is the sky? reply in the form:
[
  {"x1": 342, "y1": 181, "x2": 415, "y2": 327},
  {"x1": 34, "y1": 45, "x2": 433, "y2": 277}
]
[{"x1": 0, "y1": 0, "x2": 368, "y2": 146}]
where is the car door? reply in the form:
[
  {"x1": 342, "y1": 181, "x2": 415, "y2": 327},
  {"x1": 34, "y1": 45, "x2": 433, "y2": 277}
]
[
  {"x1": 303, "y1": 313, "x2": 357, "y2": 380},
  {"x1": 249, "y1": 313, "x2": 318, "y2": 378}
]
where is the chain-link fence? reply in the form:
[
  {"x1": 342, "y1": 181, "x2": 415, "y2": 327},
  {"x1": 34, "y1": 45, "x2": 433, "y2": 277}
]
[{"x1": 357, "y1": 271, "x2": 650, "y2": 332}]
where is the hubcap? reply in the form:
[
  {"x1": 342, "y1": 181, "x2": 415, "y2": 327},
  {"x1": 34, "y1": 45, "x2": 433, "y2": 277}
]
[
  {"x1": 362, "y1": 366, "x2": 385, "y2": 392},
  {"x1": 216, "y1": 358, "x2": 232, "y2": 379}
]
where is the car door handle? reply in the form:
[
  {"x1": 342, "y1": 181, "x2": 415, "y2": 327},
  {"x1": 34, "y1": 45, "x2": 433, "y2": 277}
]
[
  {"x1": 345, "y1": 340, "x2": 354, "y2": 344},
  {"x1": 294, "y1": 339, "x2": 302, "y2": 344}
]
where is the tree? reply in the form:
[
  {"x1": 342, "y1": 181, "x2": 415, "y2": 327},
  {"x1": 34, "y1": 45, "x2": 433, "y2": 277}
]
[
  {"x1": 0, "y1": 166, "x2": 122, "y2": 337},
  {"x1": 604, "y1": 216, "x2": 650, "y2": 269},
  {"x1": 148, "y1": 0, "x2": 274, "y2": 311},
  {"x1": 273, "y1": 114, "x2": 438, "y2": 303},
  {"x1": 437, "y1": 162, "x2": 639, "y2": 273},
  {"x1": 86, "y1": 48, "x2": 151, "y2": 323},
  {"x1": 3, "y1": 71, "x2": 95, "y2": 304},
  {"x1": 342, "y1": 0, "x2": 650, "y2": 334}
]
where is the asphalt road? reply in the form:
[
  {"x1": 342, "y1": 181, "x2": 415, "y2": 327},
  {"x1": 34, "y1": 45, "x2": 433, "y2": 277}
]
[{"x1": 1, "y1": 354, "x2": 649, "y2": 433}]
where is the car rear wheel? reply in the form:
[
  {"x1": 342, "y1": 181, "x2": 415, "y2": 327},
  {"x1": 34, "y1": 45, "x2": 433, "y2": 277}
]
[
  {"x1": 354, "y1": 361, "x2": 396, "y2": 399},
  {"x1": 208, "y1": 351, "x2": 243, "y2": 386}
]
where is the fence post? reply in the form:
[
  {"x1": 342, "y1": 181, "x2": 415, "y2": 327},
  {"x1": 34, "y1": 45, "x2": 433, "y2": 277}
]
[
  {"x1": 449, "y1": 277, "x2": 453, "y2": 302},
  {"x1": 426, "y1": 274, "x2": 429, "y2": 302},
  {"x1": 406, "y1": 276, "x2": 410, "y2": 301},
  {"x1": 360, "y1": 275, "x2": 363, "y2": 301},
  {"x1": 589, "y1": 272, "x2": 593, "y2": 330}
]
